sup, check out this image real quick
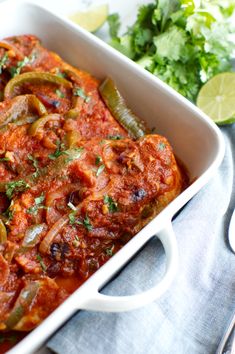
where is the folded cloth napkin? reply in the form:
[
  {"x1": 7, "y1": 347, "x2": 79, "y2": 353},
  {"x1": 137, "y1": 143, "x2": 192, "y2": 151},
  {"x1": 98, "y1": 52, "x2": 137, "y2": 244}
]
[{"x1": 47, "y1": 125, "x2": 235, "y2": 354}]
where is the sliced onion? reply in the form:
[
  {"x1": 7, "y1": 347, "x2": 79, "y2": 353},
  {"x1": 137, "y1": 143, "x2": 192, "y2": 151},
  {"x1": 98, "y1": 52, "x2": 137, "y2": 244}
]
[
  {"x1": 39, "y1": 215, "x2": 68, "y2": 254},
  {"x1": 0, "y1": 219, "x2": 7, "y2": 244},
  {"x1": 0, "y1": 254, "x2": 9, "y2": 286},
  {"x1": 46, "y1": 183, "x2": 80, "y2": 225}
]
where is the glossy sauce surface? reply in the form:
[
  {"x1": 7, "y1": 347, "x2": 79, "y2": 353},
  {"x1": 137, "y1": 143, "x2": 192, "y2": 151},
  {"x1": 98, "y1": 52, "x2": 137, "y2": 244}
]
[{"x1": 0, "y1": 35, "x2": 187, "y2": 353}]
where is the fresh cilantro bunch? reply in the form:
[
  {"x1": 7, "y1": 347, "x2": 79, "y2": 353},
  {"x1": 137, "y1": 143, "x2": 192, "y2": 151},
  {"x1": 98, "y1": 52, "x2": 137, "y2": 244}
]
[{"x1": 108, "y1": 0, "x2": 235, "y2": 101}]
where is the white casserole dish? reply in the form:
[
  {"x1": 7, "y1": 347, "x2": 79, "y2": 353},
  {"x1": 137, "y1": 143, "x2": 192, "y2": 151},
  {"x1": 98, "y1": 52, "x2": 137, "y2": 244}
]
[{"x1": 0, "y1": 1, "x2": 224, "y2": 353}]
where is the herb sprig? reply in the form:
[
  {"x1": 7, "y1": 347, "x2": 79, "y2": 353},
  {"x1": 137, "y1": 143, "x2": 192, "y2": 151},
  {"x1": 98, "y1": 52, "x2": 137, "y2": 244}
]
[
  {"x1": 10, "y1": 54, "x2": 36, "y2": 77},
  {"x1": 48, "y1": 141, "x2": 68, "y2": 160},
  {"x1": 28, "y1": 154, "x2": 40, "y2": 178},
  {"x1": 36, "y1": 254, "x2": 47, "y2": 272},
  {"x1": 6, "y1": 180, "x2": 30, "y2": 199},
  {"x1": 27, "y1": 193, "x2": 47, "y2": 215},
  {"x1": 108, "y1": 0, "x2": 235, "y2": 101},
  {"x1": 0, "y1": 52, "x2": 8, "y2": 74},
  {"x1": 103, "y1": 195, "x2": 118, "y2": 213},
  {"x1": 68, "y1": 203, "x2": 93, "y2": 231},
  {"x1": 73, "y1": 87, "x2": 90, "y2": 103}
]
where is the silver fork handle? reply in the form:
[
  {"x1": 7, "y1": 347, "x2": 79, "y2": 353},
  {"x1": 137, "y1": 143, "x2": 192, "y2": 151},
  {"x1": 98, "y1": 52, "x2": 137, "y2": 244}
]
[{"x1": 216, "y1": 312, "x2": 235, "y2": 354}]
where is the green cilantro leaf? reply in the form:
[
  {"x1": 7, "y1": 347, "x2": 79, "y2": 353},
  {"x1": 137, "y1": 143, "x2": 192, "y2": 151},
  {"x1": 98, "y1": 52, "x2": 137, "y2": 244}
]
[
  {"x1": 0, "y1": 52, "x2": 8, "y2": 74},
  {"x1": 105, "y1": 244, "x2": 114, "y2": 257},
  {"x1": 107, "y1": 13, "x2": 121, "y2": 39},
  {"x1": 103, "y1": 195, "x2": 118, "y2": 213},
  {"x1": 36, "y1": 254, "x2": 47, "y2": 272},
  {"x1": 28, "y1": 154, "x2": 40, "y2": 178},
  {"x1": 10, "y1": 56, "x2": 30, "y2": 77},
  {"x1": 95, "y1": 155, "x2": 102, "y2": 165},
  {"x1": 0, "y1": 157, "x2": 10, "y2": 162},
  {"x1": 157, "y1": 142, "x2": 166, "y2": 151},
  {"x1": 107, "y1": 135, "x2": 123, "y2": 140},
  {"x1": 107, "y1": 0, "x2": 235, "y2": 102},
  {"x1": 69, "y1": 211, "x2": 93, "y2": 231},
  {"x1": 6, "y1": 180, "x2": 30, "y2": 199},
  {"x1": 27, "y1": 193, "x2": 46, "y2": 215},
  {"x1": 48, "y1": 141, "x2": 68, "y2": 160},
  {"x1": 154, "y1": 25, "x2": 187, "y2": 61},
  {"x1": 73, "y1": 87, "x2": 90, "y2": 102},
  {"x1": 55, "y1": 89, "x2": 65, "y2": 98}
]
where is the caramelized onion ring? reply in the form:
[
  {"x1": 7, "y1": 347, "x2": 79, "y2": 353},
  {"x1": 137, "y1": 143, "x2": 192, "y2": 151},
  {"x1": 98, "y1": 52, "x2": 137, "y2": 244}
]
[{"x1": 39, "y1": 214, "x2": 68, "y2": 255}]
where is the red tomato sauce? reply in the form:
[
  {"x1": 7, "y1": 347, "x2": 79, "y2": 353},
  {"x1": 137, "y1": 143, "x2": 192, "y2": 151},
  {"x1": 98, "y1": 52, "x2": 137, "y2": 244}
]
[{"x1": 0, "y1": 34, "x2": 188, "y2": 353}]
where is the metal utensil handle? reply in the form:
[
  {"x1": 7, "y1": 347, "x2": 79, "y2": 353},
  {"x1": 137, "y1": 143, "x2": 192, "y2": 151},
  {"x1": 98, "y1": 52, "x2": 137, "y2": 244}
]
[
  {"x1": 80, "y1": 221, "x2": 178, "y2": 312},
  {"x1": 216, "y1": 311, "x2": 235, "y2": 354}
]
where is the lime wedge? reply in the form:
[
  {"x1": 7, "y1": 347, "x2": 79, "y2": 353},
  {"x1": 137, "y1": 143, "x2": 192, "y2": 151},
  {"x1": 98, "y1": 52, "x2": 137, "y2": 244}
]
[
  {"x1": 69, "y1": 4, "x2": 109, "y2": 33},
  {"x1": 196, "y1": 72, "x2": 235, "y2": 125}
]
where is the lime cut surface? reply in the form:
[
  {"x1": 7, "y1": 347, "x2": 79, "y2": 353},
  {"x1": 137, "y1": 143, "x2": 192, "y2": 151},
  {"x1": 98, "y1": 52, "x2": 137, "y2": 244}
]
[
  {"x1": 196, "y1": 72, "x2": 235, "y2": 125},
  {"x1": 69, "y1": 4, "x2": 109, "y2": 33}
]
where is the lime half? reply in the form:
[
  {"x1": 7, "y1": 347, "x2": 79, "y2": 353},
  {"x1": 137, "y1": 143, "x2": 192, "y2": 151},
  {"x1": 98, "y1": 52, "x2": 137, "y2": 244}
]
[
  {"x1": 196, "y1": 72, "x2": 235, "y2": 125},
  {"x1": 69, "y1": 4, "x2": 109, "y2": 33}
]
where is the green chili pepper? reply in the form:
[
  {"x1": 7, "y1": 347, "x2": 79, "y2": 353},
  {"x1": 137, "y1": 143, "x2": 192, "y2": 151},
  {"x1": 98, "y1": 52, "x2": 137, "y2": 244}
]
[
  {"x1": 0, "y1": 219, "x2": 7, "y2": 244},
  {"x1": 4, "y1": 72, "x2": 72, "y2": 99},
  {"x1": 99, "y1": 77, "x2": 148, "y2": 139},
  {"x1": 28, "y1": 113, "x2": 61, "y2": 136},
  {"x1": 5, "y1": 281, "x2": 40, "y2": 329},
  {"x1": 0, "y1": 94, "x2": 47, "y2": 128},
  {"x1": 22, "y1": 224, "x2": 46, "y2": 248},
  {"x1": 0, "y1": 41, "x2": 24, "y2": 59},
  {"x1": 64, "y1": 108, "x2": 80, "y2": 120}
]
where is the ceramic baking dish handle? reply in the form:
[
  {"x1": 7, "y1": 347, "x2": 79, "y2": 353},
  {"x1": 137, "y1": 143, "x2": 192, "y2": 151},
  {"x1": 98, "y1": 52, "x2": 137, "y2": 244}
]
[{"x1": 81, "y1": 221, "x2": 178, "y2": 312}]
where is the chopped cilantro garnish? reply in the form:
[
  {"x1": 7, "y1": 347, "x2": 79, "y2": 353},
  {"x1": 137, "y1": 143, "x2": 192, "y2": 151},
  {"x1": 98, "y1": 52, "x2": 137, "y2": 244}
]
[
  {"x1": 49, "y1": 143, "x2": 84, "y2": 161},
  {"x1": 55, "y1": 68, "x2": 67, "y2": 78},
  {"x1": 3, "y1": 208, "x2": 13, "y2": 222},
  {"x1": 95, "y1": 155, "x2": 102, "y2": 165},
  {"x1": 65, "y1": 147, "x2": 84, "y2": 163},
  {"x1": 69, "y1": 212, "x2": 93, "y2": 231},
  {"x1": 158, "y1": 142, "x2": 166, "y2": 151},
  {"x1": 82, "y1": 215, "x2": 93, "y2": 231},
  {"x1": 48, "y1": 141, "x2": 68, "y2": 160},
  {"x1": 0, "y1": 157, "x2": 10, "y2": 162},
  {"x1": 6, "y1": 180, "x2": 30, "y2": 199},
  {"x1": 10, "y1": 56, "x2": 30, "y2": 77},
  {"x1": 36, "y1": 254, "x2": 47, "y2": 272},
  {"x1": 28, "y1": 154, "x2": 40, "y2": 178},
  {"x1": 96, "y1": 164, "x2": 105, "y2": 177},
  {"x1": 3, "y1": 200, "x2": 14, "y2": 223},
  {"x1": 73, "y1": 87, "x2": 90, "y2": 103},
  {"x1": 27, "y1": 193, "x2": 46, "y2": 215},
  {"x1": 107, "y1": 135, "x2": 122, "y2": 140},
  {"x1": 105, "y1": 245, "x2": 114, "y2": 257},
  {"x1": 69, "y1": 211, "x2": 77, "y2": 225},
  {"x1": 55, "y1": 89, "x2": 65, "y2": 98},
  {"x1": 0, "y1": 52, "x2": 8, "y2": 74},
  {"x1": 103, "y1": 195, "x2": 118, "y2": 213}
]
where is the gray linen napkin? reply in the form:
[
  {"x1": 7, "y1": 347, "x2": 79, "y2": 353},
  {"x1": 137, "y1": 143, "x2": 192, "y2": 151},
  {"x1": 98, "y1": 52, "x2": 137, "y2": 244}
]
[{"x1": 47, "y1": 125, "x2": 235, "y2": 354}]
